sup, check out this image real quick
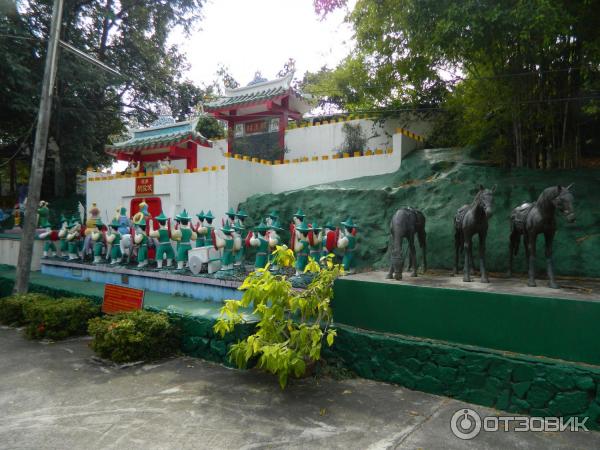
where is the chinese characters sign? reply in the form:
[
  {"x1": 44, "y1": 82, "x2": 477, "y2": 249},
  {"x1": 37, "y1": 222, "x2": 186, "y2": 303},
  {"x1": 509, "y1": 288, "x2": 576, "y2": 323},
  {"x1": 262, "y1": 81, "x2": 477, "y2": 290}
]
[
  {"x1": 244, "y1": 120, "x2": 267, "y2": 135},
  {"x1": 135, "y1": 176, "x2": 154, "y2": 195}
]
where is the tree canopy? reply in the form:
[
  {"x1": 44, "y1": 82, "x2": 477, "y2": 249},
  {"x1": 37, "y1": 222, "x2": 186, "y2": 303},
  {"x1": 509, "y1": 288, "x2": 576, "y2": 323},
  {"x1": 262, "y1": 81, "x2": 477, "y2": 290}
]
[
  {"x1": 307, "y1": 0, "x2": 600, "y2": 168},
  {"x1": 0, "y1": 0, "x2": 210, "y2": 195}
]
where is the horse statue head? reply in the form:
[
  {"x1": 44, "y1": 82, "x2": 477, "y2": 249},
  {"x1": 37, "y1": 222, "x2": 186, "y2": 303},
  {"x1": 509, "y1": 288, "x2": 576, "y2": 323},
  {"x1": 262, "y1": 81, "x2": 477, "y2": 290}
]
[
  {"x1": 551, "y1": 184, "x2": 575, "y2": 223},
  {"x1": 474, "y1": 184, "x2": 496, "y2": 218}
]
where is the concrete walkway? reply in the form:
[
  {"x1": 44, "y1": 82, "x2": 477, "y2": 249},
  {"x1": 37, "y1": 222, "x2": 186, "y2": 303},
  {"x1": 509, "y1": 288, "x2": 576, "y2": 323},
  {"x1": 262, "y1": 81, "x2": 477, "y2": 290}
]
[{"x1": 1, "y1": 327, "x2": 598, "y2": 450}]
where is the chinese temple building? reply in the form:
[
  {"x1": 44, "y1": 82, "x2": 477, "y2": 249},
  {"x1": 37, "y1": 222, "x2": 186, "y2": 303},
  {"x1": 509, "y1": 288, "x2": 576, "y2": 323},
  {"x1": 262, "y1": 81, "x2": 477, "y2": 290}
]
[
  {"x1": 105, "y1": 112, "x2": 211, "y2": 171},
  {"x1": 205, "y1": 72, "x2": 311, "y2": 160}
]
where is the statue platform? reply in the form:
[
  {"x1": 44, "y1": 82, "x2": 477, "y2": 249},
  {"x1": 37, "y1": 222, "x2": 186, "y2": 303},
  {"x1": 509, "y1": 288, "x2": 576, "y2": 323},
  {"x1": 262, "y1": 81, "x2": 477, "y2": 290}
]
[
  {"x1": 40, "y1": 259, "x2": 243, "y2": 303},
  {"x1": 345, "y1": 270, "x2": 600, "y2": 302},
  {"x1": 333, "y1": 270, "x2": 600, "y2": 366}
]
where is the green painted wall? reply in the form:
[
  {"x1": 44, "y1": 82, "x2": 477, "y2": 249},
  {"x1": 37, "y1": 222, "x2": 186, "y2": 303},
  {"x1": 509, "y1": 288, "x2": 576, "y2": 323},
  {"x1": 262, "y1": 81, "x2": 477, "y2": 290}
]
[
  {"x1": 333, "y1": 278, "x2": 600, "y2": 366},
  {"x1": 326, "y1": 325, "x2": 600, "y2": 430},
  {"x1": 239, "y1": 148, "x2": 600, "y2": 278}
]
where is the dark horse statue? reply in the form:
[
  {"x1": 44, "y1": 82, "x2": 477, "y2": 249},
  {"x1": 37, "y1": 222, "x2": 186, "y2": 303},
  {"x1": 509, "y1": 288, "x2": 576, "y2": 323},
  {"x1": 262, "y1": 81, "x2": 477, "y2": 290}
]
[
  {"x1": 509, "y1": 185, "x2": 575, "y2": 288},
  {"x1": 387, "y1": 207, "x2": 427, "y2": 280},
  {"x1": 454, "y1": 185, "x2": 495, "y2": 283}
]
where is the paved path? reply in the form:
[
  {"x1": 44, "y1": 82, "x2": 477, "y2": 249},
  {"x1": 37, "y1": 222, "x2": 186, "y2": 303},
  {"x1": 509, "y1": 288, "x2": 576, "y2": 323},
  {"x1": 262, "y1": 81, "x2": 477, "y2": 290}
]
[{"x1": 1, "y1": 327, "x2": 598, "y2": 449}]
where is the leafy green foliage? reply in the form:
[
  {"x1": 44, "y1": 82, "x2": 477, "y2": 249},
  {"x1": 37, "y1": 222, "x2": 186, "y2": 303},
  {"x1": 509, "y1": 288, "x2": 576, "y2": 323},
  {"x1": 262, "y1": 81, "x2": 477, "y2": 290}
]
[
  {"x1": 1, "y1": 0, "x2": 209, "y2": 194},
  {"x1": 337, "y1": 122, "x2": 367, "y2": 155},
  {"x1": 0, "y1": 293, "x2": 52, "y2": 326},
  {"x1": 307, "y1": 0, "x2": 600, "y2": 167},
  {"x1": 88, "y1": 310, "x2": 180, "y2": 363},
  {"x1": 23, "y1": 297, "x2": 100, "y2": 340},
  {"x1": 214, "y1": 247, "x2": 341, "y2": 388},
  {"x1": 196, "y1": 115, "x2": 225, "y2": 140}
]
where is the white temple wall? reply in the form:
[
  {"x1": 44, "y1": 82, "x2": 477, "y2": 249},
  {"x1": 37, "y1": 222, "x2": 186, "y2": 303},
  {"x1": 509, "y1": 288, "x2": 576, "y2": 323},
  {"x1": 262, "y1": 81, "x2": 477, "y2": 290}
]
[
  {"x1": 197, "y1": 141, "x2": 227, "y2": 168},
  {"x1": 88, "y1": 125, "x2": 426, "y2": 218},
  {"x1": 284, "y1": 119, "x2": 395, "y2": 160},
  {"x1": 200, "y1": 117, "x2": 430, "y2": 165},
  {"x1": 87, "y1": 170, "x2": 229, "y2": 221}
]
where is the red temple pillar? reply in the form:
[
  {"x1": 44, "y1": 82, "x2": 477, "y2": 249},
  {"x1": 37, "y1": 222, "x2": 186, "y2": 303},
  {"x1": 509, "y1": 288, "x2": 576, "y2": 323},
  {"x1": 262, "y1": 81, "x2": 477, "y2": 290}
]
[
  {"x1": 278, "y1": 110, "x2": 288, "y2": 162},
  {"x1": 278, "y1": 97, "x2": 289, "y2": 162},
  {"x1": 227, "y1": 110, "x2": 237, "y2": 154}
]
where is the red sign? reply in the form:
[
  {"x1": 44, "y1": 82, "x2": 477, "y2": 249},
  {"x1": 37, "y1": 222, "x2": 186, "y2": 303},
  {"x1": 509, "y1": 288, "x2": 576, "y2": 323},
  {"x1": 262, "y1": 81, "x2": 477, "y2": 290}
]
[
  {"x1": 102, "y1": 284, "x2": 145, "y2": 314},
  {"x1": 135, "y1": 176, "x2": 154, "y2": 195},
  {"x1": 244, "y1": 120, "x2": 267, "y2": 135}
]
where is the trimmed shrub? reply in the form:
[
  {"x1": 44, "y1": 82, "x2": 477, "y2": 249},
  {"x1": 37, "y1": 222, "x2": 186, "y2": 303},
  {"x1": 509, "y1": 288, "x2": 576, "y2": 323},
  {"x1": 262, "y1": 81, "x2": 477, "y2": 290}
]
[
  {"x1": 0, "y1": 293, "x2": 52, "y2": 326},
  {"x1": 88, "y1": 310, "x2": 180, "y2": 363},
  {"x1": 23, "y1": 297, "x2": 100, "y2": 340}
]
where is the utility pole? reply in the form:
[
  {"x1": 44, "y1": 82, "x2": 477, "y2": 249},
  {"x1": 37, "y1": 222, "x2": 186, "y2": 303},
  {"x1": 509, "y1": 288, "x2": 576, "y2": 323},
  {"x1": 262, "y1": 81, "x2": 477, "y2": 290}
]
[{"x1": 14, "y1": 0, "x2": 64, "y2": 293}]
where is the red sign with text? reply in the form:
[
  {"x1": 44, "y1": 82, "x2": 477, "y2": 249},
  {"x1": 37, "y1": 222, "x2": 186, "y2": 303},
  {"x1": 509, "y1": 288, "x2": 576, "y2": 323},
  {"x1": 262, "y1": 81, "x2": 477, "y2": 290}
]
[
  {"x1": 102, "y1": 284, "x2": 145, "y2": 314},
  {"x1": 244, "y1": 120, "x2": 267, "y2": 135},
  {"x1": 135, "y1": 176, "x2": 154, "y2": 195}
]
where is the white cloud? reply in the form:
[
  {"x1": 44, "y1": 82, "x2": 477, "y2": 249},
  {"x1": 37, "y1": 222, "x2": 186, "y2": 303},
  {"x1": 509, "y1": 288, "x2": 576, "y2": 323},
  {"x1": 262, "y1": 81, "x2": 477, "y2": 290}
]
[{"x1": 171, "y1": 0, "x2": 355, "y2": 86}]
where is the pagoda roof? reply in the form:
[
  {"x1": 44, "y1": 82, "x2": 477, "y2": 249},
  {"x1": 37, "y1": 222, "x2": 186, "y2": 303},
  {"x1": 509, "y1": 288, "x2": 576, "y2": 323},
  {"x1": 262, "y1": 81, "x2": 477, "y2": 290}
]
[
  {"x1": 105, "y1": 117, "x2": 210, "y2": 155},
  {"x1": 205, "y1": 72, "x2": 311, "y2": 115}
]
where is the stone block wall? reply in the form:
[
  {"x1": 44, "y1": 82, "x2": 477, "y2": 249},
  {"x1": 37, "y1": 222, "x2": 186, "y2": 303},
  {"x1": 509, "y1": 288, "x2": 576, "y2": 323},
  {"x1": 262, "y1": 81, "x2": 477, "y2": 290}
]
[{"x1": 326, "y1": 325, "x2": 600, "y2": 429}]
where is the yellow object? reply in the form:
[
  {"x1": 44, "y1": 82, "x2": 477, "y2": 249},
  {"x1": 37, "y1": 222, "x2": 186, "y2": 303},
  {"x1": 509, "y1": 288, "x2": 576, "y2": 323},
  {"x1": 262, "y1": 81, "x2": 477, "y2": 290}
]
[
  {"x1": 343, "y1": 153, "x2": 350, "y2": 158},
  {"x1": 312, "y1": 156, "x2": 319, "y2": 161},
  {"x1": 354, "y1": 151, "x2": 361, "y2": 157},
  {"x1": 375, "y1": 149, "x2": 383, "y2": 155}
]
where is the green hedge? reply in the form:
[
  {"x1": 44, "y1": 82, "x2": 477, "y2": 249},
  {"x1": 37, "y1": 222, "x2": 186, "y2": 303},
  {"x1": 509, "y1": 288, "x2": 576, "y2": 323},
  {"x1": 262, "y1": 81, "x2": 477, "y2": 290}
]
[
  {"x1": 88, "y1": 310, "x2": 181, "y2": 363},
  {"x1": 23, "y1": 297, "x2": 100, "y2": 340},
  {"x1": 0, "y1": 293, "x2": 53, "y2": 325}
]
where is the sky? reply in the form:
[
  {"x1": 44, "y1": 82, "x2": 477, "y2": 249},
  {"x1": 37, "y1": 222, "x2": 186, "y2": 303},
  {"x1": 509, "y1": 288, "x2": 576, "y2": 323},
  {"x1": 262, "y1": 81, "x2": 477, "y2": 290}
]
[{"x1": 171, "y1": 0, "x2": 356, "y2": 88}]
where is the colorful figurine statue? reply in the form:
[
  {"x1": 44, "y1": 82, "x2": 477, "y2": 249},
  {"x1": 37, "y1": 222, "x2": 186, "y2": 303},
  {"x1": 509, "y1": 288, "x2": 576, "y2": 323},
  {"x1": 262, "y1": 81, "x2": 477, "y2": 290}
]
[
  {"x1": 204, "y1": 210, "x2": 216, "y2": 248},
  {"x1": 249, "y1": 222, "x2": 270, "y2": 269},
  {"x1": 13, "y1": 203, "x2": 21, "y2": 228},
  {"x1": 57, "y1": 215, "x2": 68, "y2": 258},
  {"x1": 338, "y1": 218, "x2": 359, "y2": 273},
  {"x1": 91, "y1": 218, "x2": 105, "y2": 264},
  {"x1": 66, "y1": 217, "x2": 82, "y2": 260},
  {"x1": 106, "y1": 218, "x2": 122, "y2": 265},
  {"x1": 289, "y1": 208, "x2": 306, "y2": 251},
  {"x1": 117, "y1": 206, "x2": 130, "y2": 235},
  {"x1": 37, "y1": 200, "x2": 50, "y2": 228},
  {"x1": 195, "y1": 211, "x2": 207, "y2": 247},
  {"x1": 134, "y1": 217, "x2": 148, "y2": 268},
  {"x1": 232, "y1": 220, "x2": 246, "y2": 267},
  {"x1": 38, "y1": 215, "x2": 56, "y2": 258},
  {"x1": 172, "y1": 209, "x2": 196, "y2": 270},
  {"x1": 225, "y1": 207, "x2": 237, "y2": 227},
  {"x1": 235, "y1": 209, "x2": 249, "y2": 227},
  {"x1": 83, "y1": 202, "x2": 101, "y2": 261},
  {"x1": 151, "y1": 211, "x2": 174, "y2": 269},
  {"x1": 268, "y1": 220, "x2": 284, "y2": 271},
  {"x1": 308, "y1": 222, "x2": 323, "y2": 262},
  {"x1": 294, "y1": 221, "x2": 310, "y2": 275},
  {"x1": 265, "y1": 210, "x2": 279, "y2": 227},
  {"x1": 322, "y1": 219, "x2": 338, "y2": 259},
  {"x1": 86, "y1": 202, "x2": 101, "y2": 229},
  {"x1": 216, "y1": 223, "x2": 235, "y2": 271}
]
